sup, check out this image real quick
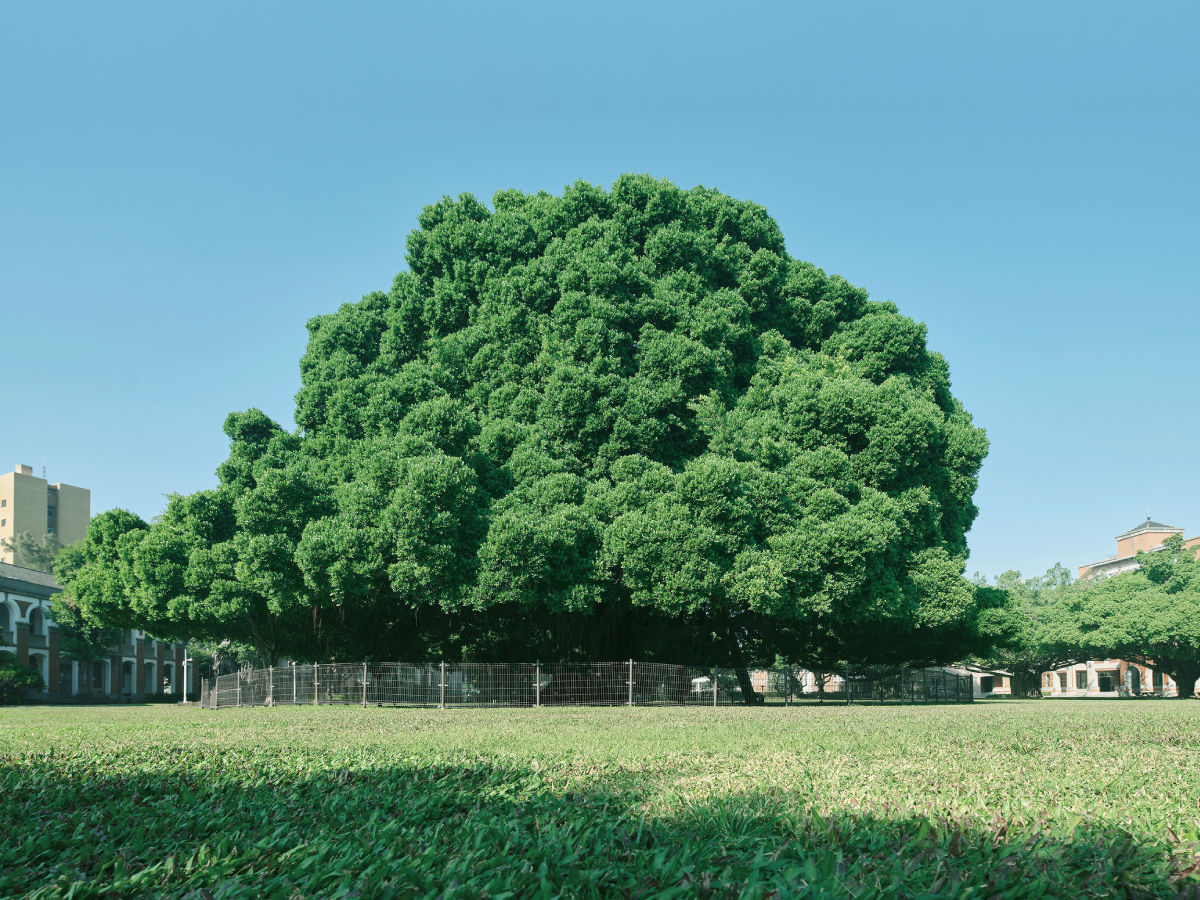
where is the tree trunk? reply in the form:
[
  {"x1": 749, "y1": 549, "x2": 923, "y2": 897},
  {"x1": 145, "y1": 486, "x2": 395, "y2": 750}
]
[
  {"x1": 1014, "y1": 669, "x2": 1040, "y2": 699},
  {"x1": 720, "y1": 620, "x2": 761, "y2": 706},
  {"x1": 732, "y1": 663, "x2": 761, "y2": 705},
  {"x1": 1167, "y1": 665, "x2": 1200, "y2": 699}
]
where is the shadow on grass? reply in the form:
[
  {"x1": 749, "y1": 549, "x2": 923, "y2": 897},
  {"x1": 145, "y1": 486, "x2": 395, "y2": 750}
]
[{"x1": 3, "y1": 755, "x2": 1198, "y2": 899}]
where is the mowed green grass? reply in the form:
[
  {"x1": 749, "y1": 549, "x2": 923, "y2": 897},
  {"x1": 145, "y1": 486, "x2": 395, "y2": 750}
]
[{"x1": 3, "y1": 702, "x2": 1200, "y2": 899}]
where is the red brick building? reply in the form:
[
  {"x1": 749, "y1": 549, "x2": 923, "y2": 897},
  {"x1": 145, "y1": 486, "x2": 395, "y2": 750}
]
[{"x1": 1078, "y1": 517, "x2": 1200, "y2": 580}]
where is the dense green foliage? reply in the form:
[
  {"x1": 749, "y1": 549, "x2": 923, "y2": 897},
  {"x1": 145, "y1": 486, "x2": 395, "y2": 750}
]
[
  {"x1": 1043, "y1": 535, "x2": 1200, "y2": 698},
  {"x1": 48, "y1": 539, "x2": 122, "y2": 662},
  {"x1": 972, "y1": 564, "x2": 1077, "y2": 696},
  {"x1": 0, "y1": 650, "x2": 42, "y2": 705},
  {"x1": 60, "y1": 176, "x2": 988, "y2": 674},
  {"x1": 4, "y1": 704, "x2": 1200, "y2": 897}
]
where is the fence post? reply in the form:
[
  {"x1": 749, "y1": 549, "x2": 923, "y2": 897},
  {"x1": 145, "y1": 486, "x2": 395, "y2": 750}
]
[
  {"x1": 292, "y1": 663, "x2": 297, "y2": 705},
  {"x1": 362, "y1": 662, "x2": 368, "y2": 707},
  {"x1": 237, "y1": 677, "x2": 242, "y2": 708},
  {"x1": 628, "y1": 659, "x2": 634, "y2": 706},
  {"x1": 268, "y1": 666, "x2": 273, "y2": 706},
  {"x1": 845, "y1": 665, "x2": 851, "y2": 706},
  {"x1": 313, "y1": 663, "x2": 319, "y2": 706},
  {"x1": 713, "y1": 672, "x2": 718, "y2": 707},
  {"x1": 922, "y1": 669, "x2": 928, "y2": 704},
  {"x1": 439, "y1": 661, "x2": 445, "y2": 709},
  {"x1": 535, "y1": 661, "x2": 541, "y2": 708}
]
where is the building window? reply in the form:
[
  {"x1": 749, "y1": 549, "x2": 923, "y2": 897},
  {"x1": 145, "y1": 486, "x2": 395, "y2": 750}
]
[
  {"x1": 1, "y1": 518, "x2": 5, "y2": 527},
  {"x1": 1, "y1": 498, "x2": 6, "y2": 506},
  {"x1": 979, "y1": 676, "x2": 994, "y2": 693},
  {"x1": 1098, "y1": 673, "x2": 1115, "y2": 692},
  {"x1": 1075, "y1": 670, "x2": 1088, "y2": 690},
  {"x1": 1057, "y1": 673, "x2": 1067, "y2": 690}
]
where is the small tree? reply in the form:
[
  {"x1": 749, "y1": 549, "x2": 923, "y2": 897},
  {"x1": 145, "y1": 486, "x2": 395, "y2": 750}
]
[
  {"x1": 51, "y1": 542, "x2": 121, "y2": 661},
  {"x1": 1, "y1": 531, "x2": 62, "y2": 572},
  {"x1": 0, "y1": 651, "x2": 43, "y2": 705}
]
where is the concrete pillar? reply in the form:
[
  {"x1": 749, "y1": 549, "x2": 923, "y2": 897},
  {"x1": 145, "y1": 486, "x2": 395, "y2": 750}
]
[
  {"x1": 15, "y1": 621, "x2": 29, "y2": 666},
  {"x1": 48, "y1": 626, "x2": 61, "y2": 695},
  {"x1": 135, "y1": 637, "x2": 145, "y2": 695}
]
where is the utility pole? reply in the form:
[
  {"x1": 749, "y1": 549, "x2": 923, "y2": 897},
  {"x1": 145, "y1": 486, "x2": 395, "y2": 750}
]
[{"x1": 182, "y1": 654, "x2": 193, "y2": 703}]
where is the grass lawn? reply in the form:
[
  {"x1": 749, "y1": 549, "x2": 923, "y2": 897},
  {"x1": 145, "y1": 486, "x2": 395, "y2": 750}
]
[{"x1": 3, "y1": 701, "x2": 1200, "y2": 898}]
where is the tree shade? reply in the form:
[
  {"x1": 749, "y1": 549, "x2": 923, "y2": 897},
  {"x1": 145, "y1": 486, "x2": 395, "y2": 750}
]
[{"x1": 60, "y1": 176, "x2": 989, "y2": 689}]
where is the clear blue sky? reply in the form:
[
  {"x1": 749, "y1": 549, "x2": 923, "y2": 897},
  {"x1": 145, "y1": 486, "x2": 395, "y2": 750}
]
[{"x1": 2, "y1": 2, "x2": 1196, "y2": 580}]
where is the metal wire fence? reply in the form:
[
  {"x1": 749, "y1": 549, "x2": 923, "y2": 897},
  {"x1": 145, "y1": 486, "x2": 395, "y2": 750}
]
[{"x1": 199, "y1": 662, "x2": 974, "y2": 709}]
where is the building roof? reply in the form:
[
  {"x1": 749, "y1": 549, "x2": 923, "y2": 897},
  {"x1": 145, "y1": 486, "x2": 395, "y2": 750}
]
[
  {"x1": 0, "y1": 562, "x2": 61, "y2": 599},
  {"x1": 948, "y1": 663, "x2": 1013, "y2": 677},
  {"x1": 1115, "y1": 517, "x2": 1183, "y2": 540}
]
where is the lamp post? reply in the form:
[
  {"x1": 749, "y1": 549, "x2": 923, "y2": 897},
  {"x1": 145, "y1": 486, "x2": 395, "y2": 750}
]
[{"x1": 182, "y1": 653, "x2": 194, "y2": 703}]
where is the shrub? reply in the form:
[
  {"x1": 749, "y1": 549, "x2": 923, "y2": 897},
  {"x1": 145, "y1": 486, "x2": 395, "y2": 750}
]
[{"x1": 0, "y1": 651, "x2": 44, "y2": 705}]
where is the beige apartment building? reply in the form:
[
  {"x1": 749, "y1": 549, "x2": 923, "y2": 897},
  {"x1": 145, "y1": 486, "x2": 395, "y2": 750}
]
[{"x1": 0, "y1": 464, "x2": 91, "y2": 568}]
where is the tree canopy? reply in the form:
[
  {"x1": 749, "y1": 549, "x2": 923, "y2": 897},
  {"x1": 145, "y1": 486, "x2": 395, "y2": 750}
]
[
  {"x1": 972, "y1": 564, "x2": 1077, "y2": 697},
  {"x1": 60, "y1": 176, "x2": 989, "y2": 681}
]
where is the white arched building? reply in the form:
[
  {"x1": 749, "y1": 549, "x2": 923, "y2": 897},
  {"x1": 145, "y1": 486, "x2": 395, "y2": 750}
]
[{"x1": 0, "y1": 561, "x2": 189, "y2": 700}]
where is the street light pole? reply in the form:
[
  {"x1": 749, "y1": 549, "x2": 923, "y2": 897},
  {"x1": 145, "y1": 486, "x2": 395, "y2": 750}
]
[{"x1": 182, "y1": 654, "x2": 193, "y2": 703}]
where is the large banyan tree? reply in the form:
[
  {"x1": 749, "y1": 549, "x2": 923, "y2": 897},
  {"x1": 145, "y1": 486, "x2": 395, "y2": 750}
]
[{"x1": 62, "y1": 176, "x2": 988, "y2": 692}]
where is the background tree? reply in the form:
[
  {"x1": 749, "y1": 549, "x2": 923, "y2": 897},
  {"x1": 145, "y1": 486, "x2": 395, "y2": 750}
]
[
  {"x1": 2, "y1": 532, "x2": 62, "y2": 572},
  {"x1": 1043, "y1": 535, "x2": 1200, "y2": 698},
  {"x1": 972, "y1": 564, "x2": 1076, "y2": 697},
  {"x1": 58, "y1": 177, "x2": 989, "y2": 690}
]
